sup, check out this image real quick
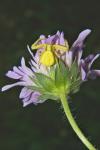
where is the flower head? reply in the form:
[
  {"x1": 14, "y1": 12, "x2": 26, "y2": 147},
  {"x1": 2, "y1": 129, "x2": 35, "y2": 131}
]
[{"x1": 1, "y1": 30, "x2": 100, "y2": 106}]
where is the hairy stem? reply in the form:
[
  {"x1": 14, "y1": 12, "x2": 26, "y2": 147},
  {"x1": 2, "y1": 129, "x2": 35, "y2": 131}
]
[{"x1": 60, "y1": 93, "x2": 96, "y2": 150}]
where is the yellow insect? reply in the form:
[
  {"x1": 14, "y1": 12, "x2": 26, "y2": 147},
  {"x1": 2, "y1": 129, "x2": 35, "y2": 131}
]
[{"x1": 31, "y1": 38, "x2": 69, "y2": 67}]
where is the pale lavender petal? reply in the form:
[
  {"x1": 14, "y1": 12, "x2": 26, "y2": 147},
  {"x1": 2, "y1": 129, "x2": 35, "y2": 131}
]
[
  {"x1": 83, "y1": 54, "x2": 100, "y2": 72},
  {"x1": 46, "y1": 35, "x2": 55, "y2": 44},
  {"x1": 30, "y1": 92, "x2": 41, "y2": 103},
  {"x1": 28, "y1": 57, "x2": 39, "y2": 72},
  {"x1": 23, "y1": 100, "x2": 32, "y2": 107},
  {"x1": 21, "y1": 57, "x2": 33, "y2": 76},
  {"x1": 27, "y1": 45, "x2": 40, "y2": 65},
  {"x1": 59, "y1": 32, "x2": 65, "y2": 45},
  {"x1": 22, "y1": 75, "x2": 34, "y2": 85},
  {"x1": 6, "y1": 71, "x2": 21, "y2": 79},
  {"x1": 72, "y1": 29, "x2": 91, "y2": 48},
  {"x1": 27, "y1": 45, "x2": 35, "y2": 59},
  {"x1": 56, "y1": 31, "x2": 60, "y2": 36},
  {"x1": 53, "y1": 33, "x2": 62, "y2": 44},
  {"x1": 19, "y1": 87, "x2": 32, "y2": 98},
  {"x1": 70, "y1": 29, "x2": 91, "y2": 64},
  {"x1": 55, "y1": 39, "x2": 59, "y2": 44},
  {"x1": 31, "y1": 66, "x2": 38, "y2": 72},
  {"x1": 22, "y1": 96, "x2": 30, "y2": 104},
  {"x1": 23, "y1": 91, "x2": 41, "y2": 107},
  {"x1": 88, "y1": 70, "x2": 100, "y2": 79},
  {"x1": 65, "y1": 51, "x2": 73, "y2": 67},
  {"x1": 30, "y1": 59, "x2": 38, "y2": 68},
  {"x1": 13, "y1": 66, "x2": 25, "y2": 76},
  {"x1": 1, "y1": 81, "x2": 26, "y2": 92},
  {"x1": 84, "y1": 54, "x2": 94, "y2": 64},
  {"x1": 77, "y1": 50, "x2": 83, "y2": 65},
  {"x1": 88, "y1": 54, "x2": 100, "y2": 69},
  {"x1": 81, "y1": 67, "x2": 86, "y2": 81}
]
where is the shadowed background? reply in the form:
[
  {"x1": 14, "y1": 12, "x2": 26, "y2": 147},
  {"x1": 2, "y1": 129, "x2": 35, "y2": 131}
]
[{"x1": 0, "y1": 0, "x2": 100, "y2": 150}]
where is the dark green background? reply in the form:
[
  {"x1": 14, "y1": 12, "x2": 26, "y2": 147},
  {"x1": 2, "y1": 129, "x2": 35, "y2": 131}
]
[{"x1": 0, "y1": 0, "x2": 100, "y2": 150}]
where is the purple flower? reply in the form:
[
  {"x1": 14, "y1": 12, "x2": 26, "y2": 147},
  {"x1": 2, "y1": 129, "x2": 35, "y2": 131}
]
[{"x1": 1, "y1": 30, "x2": 100, "y2": 106}]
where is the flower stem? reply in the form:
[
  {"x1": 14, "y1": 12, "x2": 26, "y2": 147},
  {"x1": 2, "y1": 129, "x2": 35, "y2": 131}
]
[{"x1": 60, "y1": 93, "x2": 96, "y2": 150}]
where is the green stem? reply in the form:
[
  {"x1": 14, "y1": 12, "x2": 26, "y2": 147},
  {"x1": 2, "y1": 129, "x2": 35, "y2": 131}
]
[{"x1": 60, "y1": 93, "x2": 96, "y2": 150}]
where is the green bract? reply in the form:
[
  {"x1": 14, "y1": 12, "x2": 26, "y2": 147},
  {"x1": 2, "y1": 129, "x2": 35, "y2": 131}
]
[{"x1": 28, "y1": 60, "x2": 82, "y2": 102}]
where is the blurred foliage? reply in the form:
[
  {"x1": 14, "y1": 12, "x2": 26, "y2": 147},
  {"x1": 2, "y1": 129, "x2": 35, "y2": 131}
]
[{"x1": 0, "y1": 0, "x2": 100, "y2": 150}]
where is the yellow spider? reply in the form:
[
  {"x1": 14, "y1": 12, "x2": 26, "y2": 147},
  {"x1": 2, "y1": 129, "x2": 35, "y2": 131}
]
[{"x1": 31, "y1": 38, "x2": 69, "y2": 67}]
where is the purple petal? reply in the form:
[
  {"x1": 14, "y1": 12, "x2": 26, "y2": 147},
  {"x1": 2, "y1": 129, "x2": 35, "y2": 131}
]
[
  {"x1": 88, "y1": 54, "x2": 100, "y2": 69},
  {"x1": 21, "y1": 75, "x2": 33, "y2": 85},
  {"x1": 13, "y1": 66, "x2": 25, "y2": 76},
  {"x1": 30, "y1": 92, "x2": 41, "y2": 103},
  {"x1": 72, "y1": 29, "x2": 91, "y2": 48},
  {"x1": 22, "y1": 96, "x2": 30, "y2": 104},
  {"x1": 6, "y1": 71, "x2": 21, "y2": 79},
  {"x1": 19, "y1": 87, "x2": 32, "y2": 98},
  {"x1": 27, "y1": 45, "x2": 35, "y2": 59},
  {"x1": 46, "y1": 35, "x2": 56, "y2": 44},
  {"x1": 88, "y1": 70, "x2": 100, "y2": 79},
  {"x1": 84, "y1": 54, "x2": 94, "y2": 63},
  {"x1": 56, "y1": 31, "x2": 60, "y2": 36},
  {"x1": 22, "y1": 91, "x2": 41, "y2": 107},
  {"x1": 65, "y1": 51, "x2": 73, "y2": 67},
  {"x1": 21, "y1": 57, "x2": 33, "y2": 76},
  {"x1": 70, "y1": 29, "x2": 91, "y2": 64},
  {"x1": 81, "y1": 67, "x2": 86, "y2": 81},
  {"x1": 84, "y1": 54, "x2": 100, "y2": 72},
  {"x1": 30, "y1": 59, "x2": 38, "y2": 69},
  {"x1": 1, "y1": 81, "x2": 26, "y2": 92},
  {"x1": 59, "y1": 32, "x2": 65, "y2": 45}
]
